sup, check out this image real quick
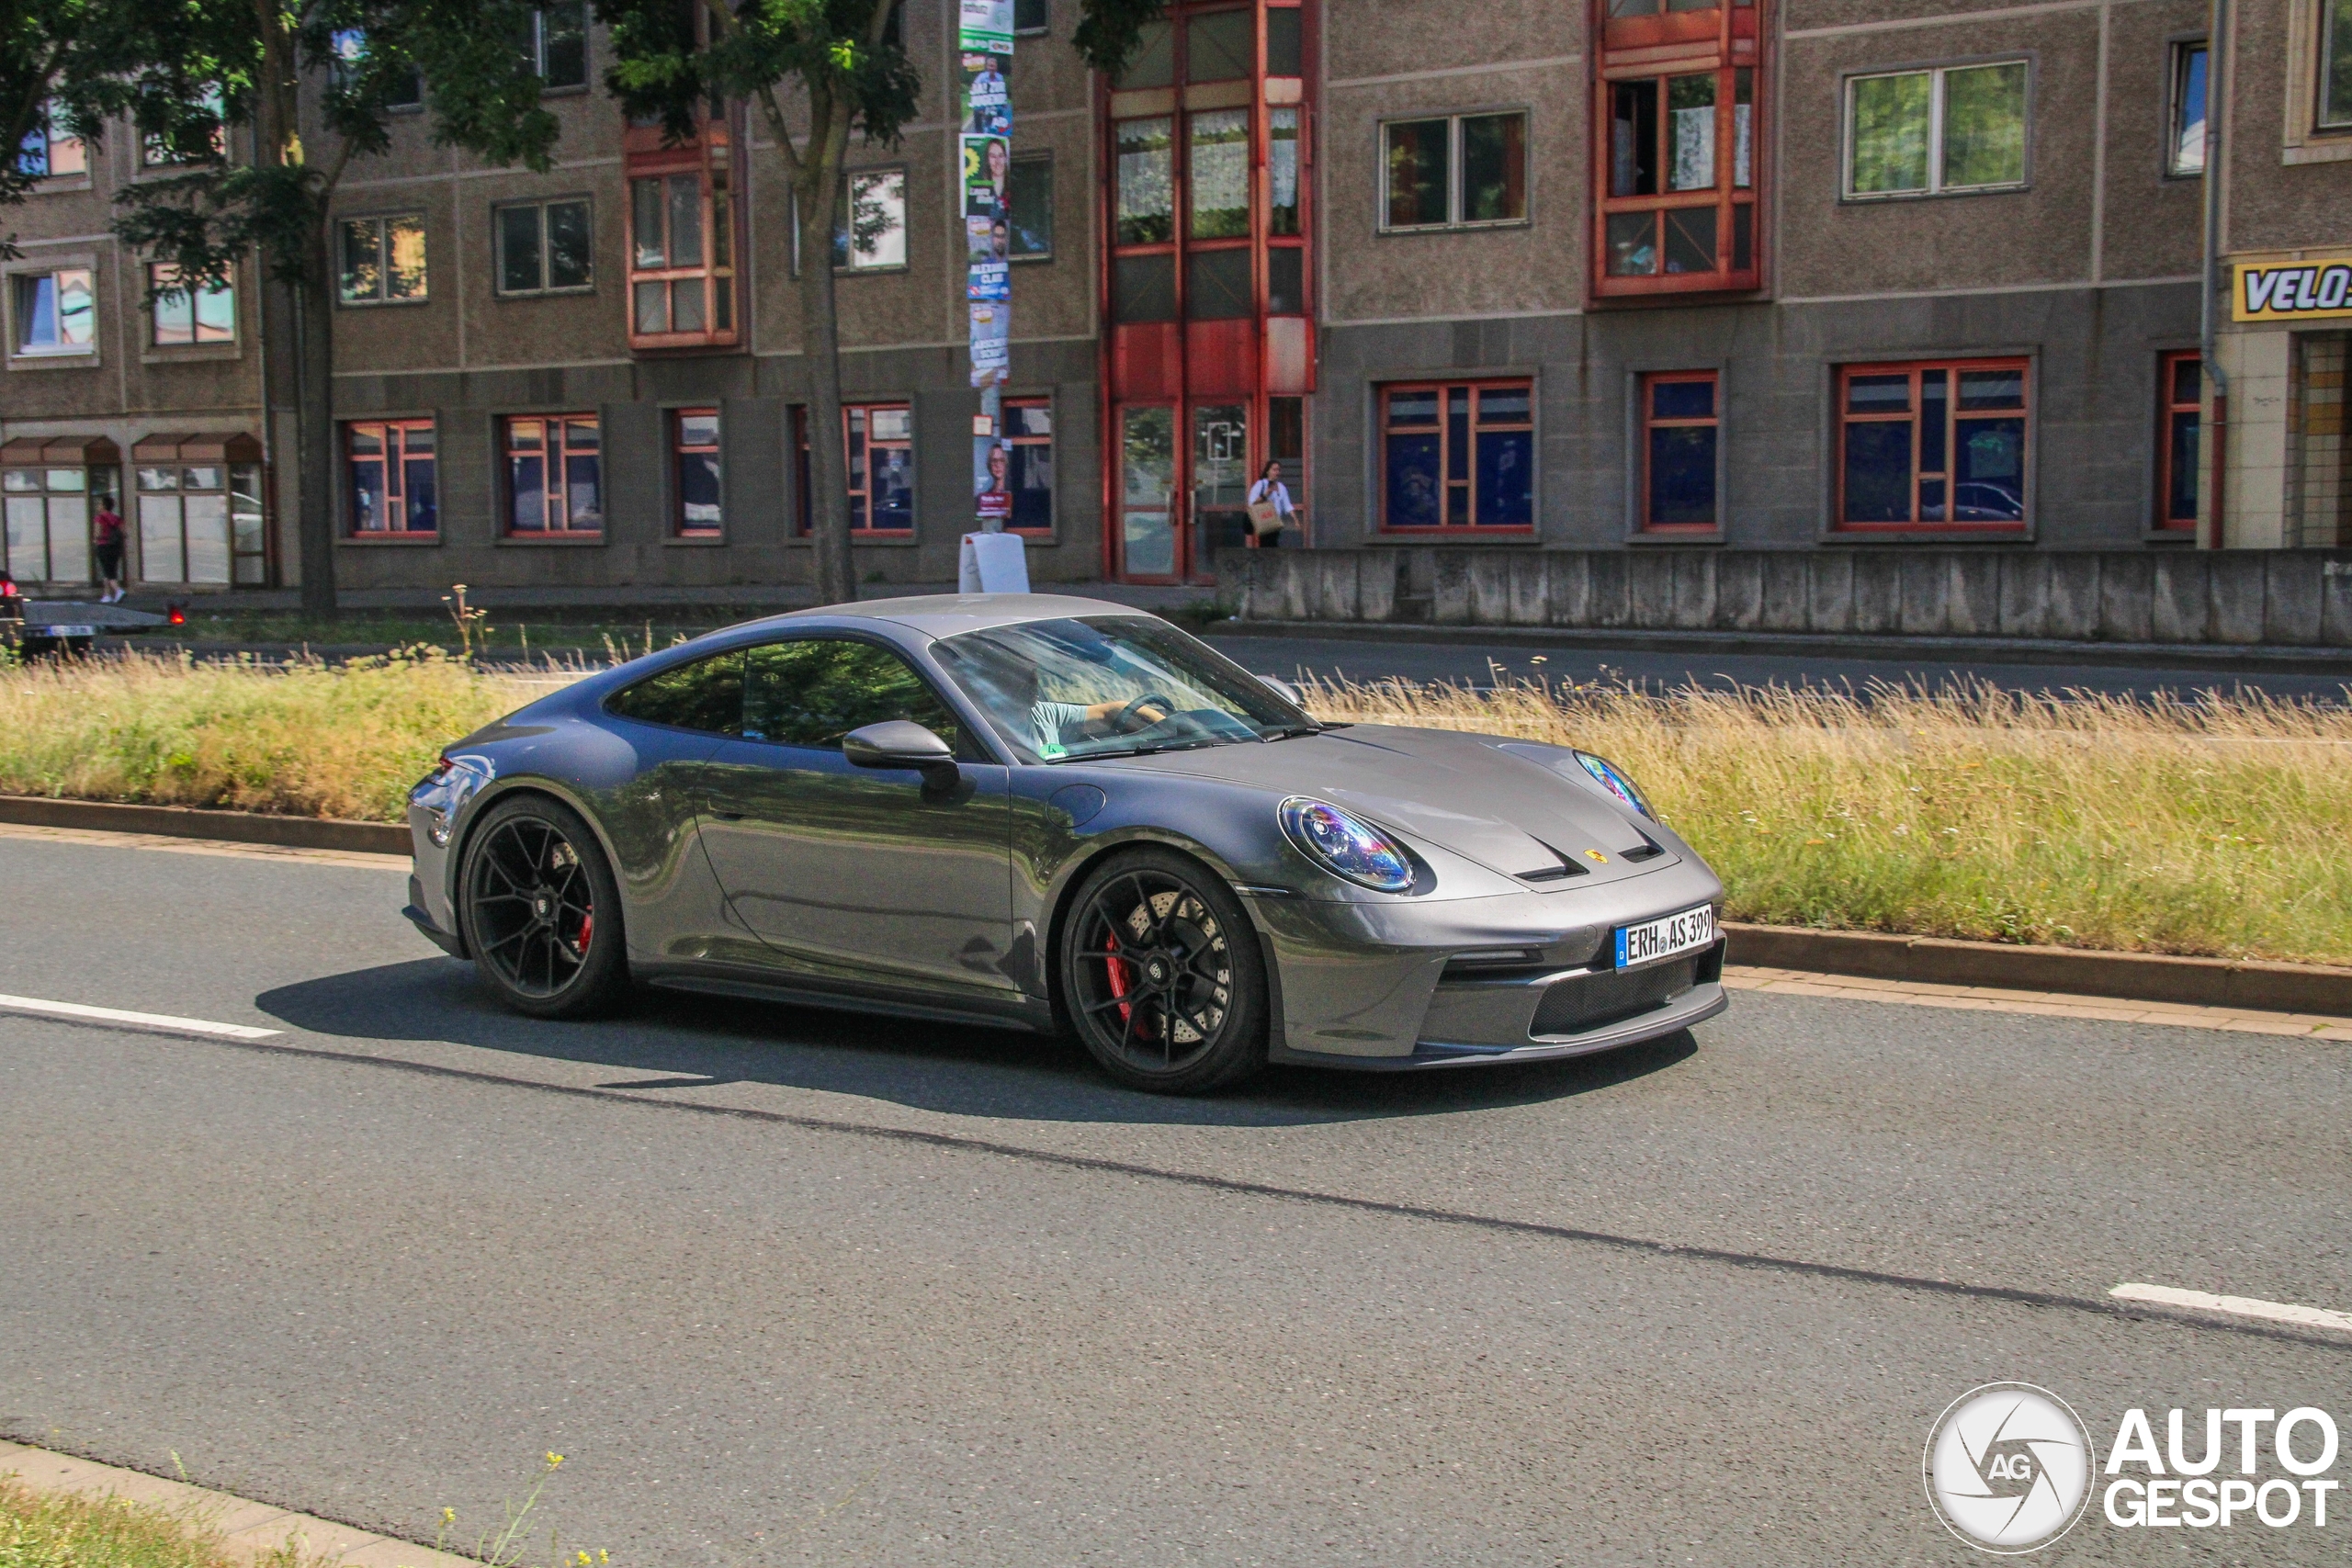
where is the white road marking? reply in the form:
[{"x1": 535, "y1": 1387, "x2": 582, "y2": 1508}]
[
  {"x1": 0, "y1": 992, "x2": 280, "y2": 1041},
  {"x1": 2111, "y1": 1281, "x2": 2352, "y2": 1334}
]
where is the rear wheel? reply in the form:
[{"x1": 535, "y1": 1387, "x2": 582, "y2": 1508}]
[
  {"x1": 458, "y1": 795, "x2": 629, "y2": 1019},
  {"x1": 1060, "y1": 849, "x2": 1266, "y2": 1094}
]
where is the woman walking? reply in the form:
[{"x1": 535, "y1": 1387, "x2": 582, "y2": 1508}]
[
  {"x1": 92, "y1": 494, "x2": 126, "y2": 603},
  {"x1": 1245, "y1": 460, "x2": 1295, "y2": 547}
]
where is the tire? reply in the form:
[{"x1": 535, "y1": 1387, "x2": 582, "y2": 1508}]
[
  {"x1": 1059, "y1": 848, "x2": 1267, "y2": 1094},
  {"x1": 457, "y1": 794, "x2": 630, "y2": 1020}
]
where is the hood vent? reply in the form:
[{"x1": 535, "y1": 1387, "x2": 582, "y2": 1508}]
[
  {"x1": 1517, "y1": 841, "x2": 1593, "y2": 884},
  {"x1": 1621, "y1": 829, "x2": 1667, "y2": 863}
]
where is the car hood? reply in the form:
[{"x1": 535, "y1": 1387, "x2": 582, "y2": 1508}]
[{"x1": 1104, "y1": 723, "x2": 1679, "y2": 886}]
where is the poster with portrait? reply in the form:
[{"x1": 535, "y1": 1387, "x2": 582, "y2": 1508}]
[
  {"x1": 967, "y1": 216, "x2": 1011, "y2": 301},
  {"x1": 969, "y1": 301, "x2": 1010, "y2": 387}
]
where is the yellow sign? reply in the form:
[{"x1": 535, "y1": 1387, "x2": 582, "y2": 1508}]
[{"x1": 2233, "y1": 253, "x2": 2352, "y2": 321}]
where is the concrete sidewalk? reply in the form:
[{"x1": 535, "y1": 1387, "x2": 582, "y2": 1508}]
[{"x1": 0, "y1": 1438, "x2": 474, "y2": 1567}]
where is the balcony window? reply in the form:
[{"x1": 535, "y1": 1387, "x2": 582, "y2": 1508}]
[
  {"x1": 503, "y1": 415, "x2": 603, "y2": 536},
  {"x1": 1837, "y1": 359, "x2": 2030, "y2": 531},
  {"x1": 1380, "y1": 380, "x2": 1534, "y2": 531},
  {"x1": 629, "y1": 169, "x2": 735, "y2": 342},
  {"x1": 1594, "y1": 0, "x2": 1761, "y2": 298}
]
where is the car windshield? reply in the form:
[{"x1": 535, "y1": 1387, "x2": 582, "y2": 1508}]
[{"x1": 932, "y1": 615, "x2": 1317, "y2": 762}]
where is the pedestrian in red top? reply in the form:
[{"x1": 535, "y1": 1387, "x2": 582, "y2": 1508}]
[{"x1": 92, "y1": 495, "x2": 125, "y2": 604}]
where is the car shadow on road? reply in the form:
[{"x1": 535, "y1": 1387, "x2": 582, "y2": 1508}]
[{"x1": 254, "y1": 957, "x2": 1700, "y2": 1129}]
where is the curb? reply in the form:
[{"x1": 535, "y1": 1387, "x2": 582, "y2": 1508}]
[
  {"x1": 1725, "y1": 923, "x2": 2352, "y2": 1018},
  {"x1": 2, "y1": 793, "x2": 2341, "y2": 1018},
  {"x1": 0, "y1": 1438, "x2": 473, "y2": 1568},
  {"x1": 0, "y1": 795, "x2": 408, "y2": 856},
  {"x1": 1208, "y1": 618, "x2": 2352, "y2": 677}
]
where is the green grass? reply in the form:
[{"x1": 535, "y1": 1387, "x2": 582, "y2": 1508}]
[
  {"x1": 0, "y1": 1476, "x2": 311, "y2": 1568},
  {"x1": 157, "y1": 608, "x2": 764, "y2": 659}
]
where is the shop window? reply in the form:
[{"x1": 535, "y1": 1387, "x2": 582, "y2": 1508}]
[
  {"x1": 517, "y1": 2, "x2": 588, "y2": 89},
  {"x1": 1594, "y1": 0, "x2": 1761, "y2": 297},
  {"x1": 149, "y1": 264, "x2": 235, "y2": 345},
  {"x1": 16, "y1": 104, "x2": 86, "y2": 178},
  {"x1": 1640, "y1": 371, "x2": 1719, "y2": 531},
  {"x1": 1003, "y1": 398, "x2": 1054, "y2": 533},
  {"x1": 832, "y1": 168, "x2": 908, "y2": 271},
  {"x1": 2, "y1": 465, "x2": 100, "y2": 582},
  {"x1": 796, "y1": 403, "x2": 914, "y2": 535},
  {"x1": 339, "y1": 214, "x2": 428, "y2": 303},
  {"x1": 1009, "y1": 154, "x2": 1053, "y2": 258},
  {"x1": 2156, "y1": 351, "x2": 2201, "y2": 533},
  {"x1": 503, "y1": 415, "x2": 603, "y2": 535},
  {"x1": 1846, "y1": 62, "x2": 2028, "y2": 197},
  {"x1": 135, "y1": 463, "x2": 244, "y2": 583},
  {"x1": 628, "y1": 165, "x2": 736, "y2": 344},
  {"x1": 1379, "y1": 380, "x2": 1534, "y2": 531},
  {"x1": 2169, "y1": 43, "x2": 2208, "y2": 175},
  {"x1": 1837, "y1": 359, "x2": 2029, "y2": 531},
  {"x1": 674, "y1": 407, "x2": 722, "y2": 536},
  {"x1": 1382, "y1": 112, "x2": 1528, "y2": 231},
  {"x1": 346, "y1": 419, "x2": 437, "y2": 536},
  {"x1": 496, "y1": 198, "x2": 593, "y2": 295},
  {"x1": 12, "y1": 268, "x2": 95, "y2": 354},
  {"x1": 2324, "y1": 0, "x2": 2352, "y2": 128}
]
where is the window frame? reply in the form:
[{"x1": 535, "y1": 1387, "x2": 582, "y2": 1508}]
[
  {"x1": 337, "y1": 211, "x2": 430, "y2": 306},
  {"x1": 625, "y1": 160, "x2": 738, "y2": 347},
  {"x1": 499, "y1": 412, "x2": 605, "y2": 539},
  {"x1": 9, "y1": 265, "x2": 98, "y2": 357},
  {"x1": 1001, "y1": 394, "x2": 1056, "y2": 536},
  {"x1": 140, "y1": 85, "x2": 228, "y2": 168},
  {"x1": 2154, "y1": 349, "x2": 2202, "y2": 536},
  {"x1": 493, "y1": 197, "x2": 595, "y2": 297},
  {"x1": 16, "y1": 103, "x2": 87, "y2": 182},
  {"x1": 519, "y1": 1, "x2": 590, "y2": 91},
  {"x1": 344, "y1": 418, "x2": 439, "y2": 540},
  {"x1": 1634, "y1": 369, "x2": 1723, "y2": 537},
  {"x1": 1377, "y1": 109, "x2": 1532, "y2": 233},
  {"x1": 795, "y1": 400, "x2": 917, "y2": 539},
  {"x1": 1840, "y1": 57, "x2": 2034, "y2": 201},
  {"x1": 2323, "y1": 0, "x2": 2352, "y2": 130},
  {"x1": 1013, "y1": 0, "x2": 1049, "y2": 35},
  {"x1": 1831, "y1": 355, "x2": 2033, "y2": 536},
  {"x1": 2166, "y1": 39, "x2": 2210, "y2": 177},
  {"x1": 672, "y1": 405, "x2": 723, "y2": 539},
  {"x1": 1375, "y1": 378, "x2": 1538, "y2": 536},
  {"x1": 833, "y1": 164, "x2": 910, "y2": 274},
  {"x1": 147, "y1": 262, "x2": 237, "y2": 347},
  {"x1": 1009, "y1": 152, "x2": 1055, "y2": 262}
]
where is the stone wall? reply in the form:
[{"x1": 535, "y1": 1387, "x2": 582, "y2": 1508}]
[{"x1": 1218, "y1": 548, "x2": 2352, "y2": 648}]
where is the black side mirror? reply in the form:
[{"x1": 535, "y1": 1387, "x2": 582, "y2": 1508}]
[{"x1": 843, "y1": 720, "x2": 959, "y2": 788}]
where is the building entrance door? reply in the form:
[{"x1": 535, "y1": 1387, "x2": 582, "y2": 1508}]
[
  {"x1": 1190, "y1": 402, "x2": 1250, "y2": 581},
  {"x1": 1117, "y1": 405, "x2": 1180, "y2": 579}
]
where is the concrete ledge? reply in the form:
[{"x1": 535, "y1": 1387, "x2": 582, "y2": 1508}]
[
  {"x1": 1209, "y1": 618, "x2": 2352, "y2": 677},
  {"x1": 1726, "y1": 924, "x2": 2352, "y2": 1017},
  {"x1": 0, "y1": 795, "x2": 409, "y2": 855},
  {"x1": 0, "y1": 1438, "x2": 475, "y2": 1568}
]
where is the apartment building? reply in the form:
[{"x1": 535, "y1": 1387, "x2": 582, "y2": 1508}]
[{"x1": 3, "y1": 0, "x2": 2348, "y2": 595}]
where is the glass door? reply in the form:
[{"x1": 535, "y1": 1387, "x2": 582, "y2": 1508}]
[
  {"x1": 1189, "y1": 401, "x2": 1249, "y2": 581},
  {"x1": 1118, "y1": 406, "x2": 1179, "y2": 579}
]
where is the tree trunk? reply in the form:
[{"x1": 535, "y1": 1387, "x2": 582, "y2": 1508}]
[
  {"x1": 293, "y1": 218, "x2": 338, "y2": 620},
  {"x1": 796, "y1": 154, "x2": 855, "y2": 607}
]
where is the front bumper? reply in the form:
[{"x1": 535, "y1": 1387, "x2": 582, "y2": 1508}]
[{"x1": 1275, "y1": 976, "x2": 1728, "y2": 1071}]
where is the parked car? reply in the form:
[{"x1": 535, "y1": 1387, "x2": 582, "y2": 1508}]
[{"x1": 405, "y1": 596, "x2": 1726, "y2": 1093}]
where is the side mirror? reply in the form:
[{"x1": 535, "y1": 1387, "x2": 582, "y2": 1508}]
[{"x1": 844, "y1": 720, "x2": 959, "y2": 787}]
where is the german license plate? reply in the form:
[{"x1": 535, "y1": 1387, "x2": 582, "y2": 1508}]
[
  {"x1": 1615, "y1": 904, "x2": 1716, "y2": 969},
  {"x1": 40, "y1": 625, "x2": 95, "y2": 637}
]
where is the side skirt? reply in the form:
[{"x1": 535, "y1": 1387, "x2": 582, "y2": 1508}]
[{"x1": 643, "y1": 970, "x2": 1056, "y2": 1036}]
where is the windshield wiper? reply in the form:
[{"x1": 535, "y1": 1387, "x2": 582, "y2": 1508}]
[
  {"x1": 1262, "y1": 724, "x2": 1323, "y2": 740},
  {"x1": 1077, "y1": 737, "x2": 1233, "y2": 761}
]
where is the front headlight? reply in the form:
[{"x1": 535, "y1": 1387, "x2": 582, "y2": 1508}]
[
  {"x1": 1278, "y1": 797, "x2": 1415, "y2": 892},
  {"x1": 1573, "y1": 751, "x2": 1653, "y2": 819}
]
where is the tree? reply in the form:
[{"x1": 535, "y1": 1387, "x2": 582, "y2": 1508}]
[
  {"x1": 598, "y1": 0, "x2": 1166, "y2": 607},
  {"x1": 91, "y1": 0, "x2": 567, "y2": 618},
  {"x1": 0, "y1": 0, "x2": 141, "y2": 247}
]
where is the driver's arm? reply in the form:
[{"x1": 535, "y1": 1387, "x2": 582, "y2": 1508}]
[{"x1": 1082, "y1": 697, "x2": 1170, "y2": 725}]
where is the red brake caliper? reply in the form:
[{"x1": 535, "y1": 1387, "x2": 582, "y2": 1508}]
[
  {"x1": 572, "y1": 906, "x2": 594, "y2": 957},
  {"x1": 1103, "y1": 926, "x2": 1133, "y2": 1024}
]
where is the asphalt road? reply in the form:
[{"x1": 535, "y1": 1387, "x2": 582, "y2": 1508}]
[
  {"x1": 2, "y1": 836, "x2": 2348, "y2": 1565},
  {"x1": 1204, "y1": 630, "x2": 2352, "y2": 704}
]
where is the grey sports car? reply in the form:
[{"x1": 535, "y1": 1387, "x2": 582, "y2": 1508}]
[{"x1": 403, "y1": 594, "x2": 1727, "y2": 1093}]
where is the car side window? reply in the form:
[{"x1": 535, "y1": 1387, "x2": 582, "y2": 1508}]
[
  {"x1": 605, "y1": 649, "x2": 744, "y2": 734},
  {"x1": 741, "y1": 639, "x2": 967, "y2": 754}
]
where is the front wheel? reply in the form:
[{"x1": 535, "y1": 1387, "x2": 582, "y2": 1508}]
[
  {"x1": 1060, "y1": 849, "x2": 1267, "y2": 1094},
  {"x1": 458, "y1": 795, "x2": 630, "y2": 1019}
]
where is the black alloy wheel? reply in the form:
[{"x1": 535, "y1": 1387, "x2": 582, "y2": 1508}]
[
  {"x1": 1061, "y1": 848, "x2": 1266, "y2": 1093},
  {"x1": 458, "y1": 795, "x2": 629, "y2": 1019}
]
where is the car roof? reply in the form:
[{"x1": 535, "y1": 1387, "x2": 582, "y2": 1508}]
[{"x1": 777, "y1": 593, "x2": 1157, "y2": 640}]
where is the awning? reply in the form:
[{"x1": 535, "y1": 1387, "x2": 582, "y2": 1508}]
[
  {"x1": 132, "y1": 431, "x2": 262, "y2": 463},
  {"x1": 1, "y1": 434, "x2": 123, "y2": 466}
]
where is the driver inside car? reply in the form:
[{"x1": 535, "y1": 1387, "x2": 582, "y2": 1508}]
[{"x1": 1030, "y1": 693, "x2": 1172, "y2": 752}]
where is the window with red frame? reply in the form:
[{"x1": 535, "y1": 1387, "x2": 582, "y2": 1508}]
[
  {"x1": 2156, "y1": 352, "x2": 2200, "y2": 532},
  {"x1": 1380, "y1": 380, "x2": 1533, "y2": 531},
  {"x1": 1639, "y1": 371, "x2": 1719, "y2": 531},
  {"x1": 1593, "y1": 0, "x2": 1762, "y2": 298},
  {"x1": 346, "y1": 420, "x2": 436, "y2": 536},
  {"x1": 503, "y1": 415, "x2": 603, "y2": 535},
  {"x1": 1837, "y1": 359, "x2": 2029, "y2": 531},
  {"x1": 795, "y1": 402, "x2": 914, "y2": 535},
  {"x1": 674, "y1": 408, "x2": 722, "y2": 536},
  {"x1": 1002, "y1": 398, "x2": 1053, "y2": 533}
]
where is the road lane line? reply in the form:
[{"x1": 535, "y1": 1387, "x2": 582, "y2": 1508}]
[
  {"x1": 2111, "y1": 1282, "x2": 2352, "y2": 1334},
  {"x1": 0, "y1": 993, "x2": 279, "y2": 1041}
]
